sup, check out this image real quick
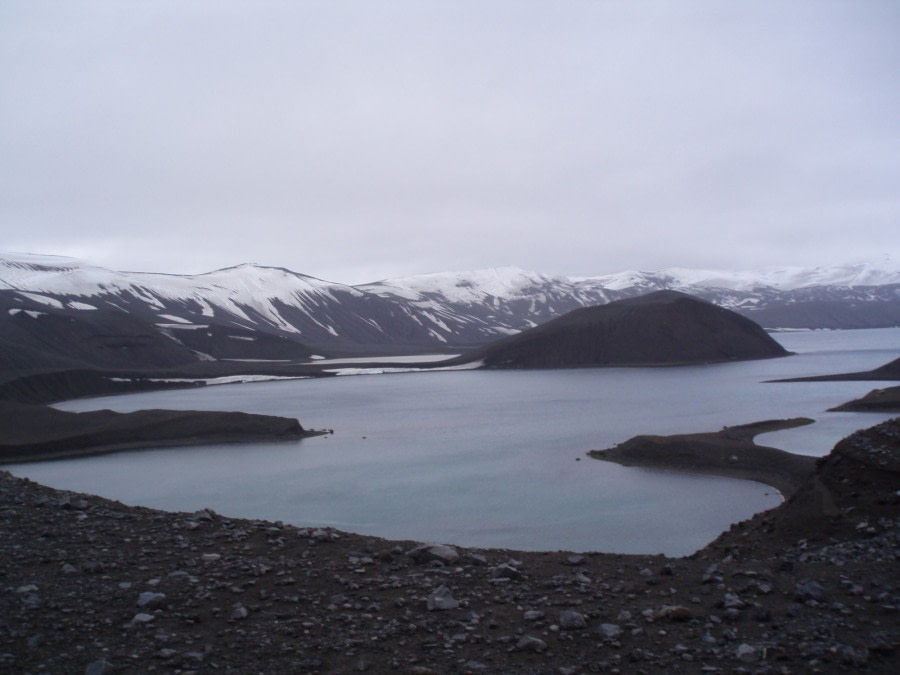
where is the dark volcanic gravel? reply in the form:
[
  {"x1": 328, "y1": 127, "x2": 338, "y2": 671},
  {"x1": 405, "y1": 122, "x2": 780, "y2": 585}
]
[{"x1": 2, "y1": 419, "x2": 899, "y2": 674}]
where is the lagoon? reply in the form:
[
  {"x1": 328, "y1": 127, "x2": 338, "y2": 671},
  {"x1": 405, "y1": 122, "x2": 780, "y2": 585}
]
[{"x1": 7, "y1": 328, "x2": 898, "y2": 556}]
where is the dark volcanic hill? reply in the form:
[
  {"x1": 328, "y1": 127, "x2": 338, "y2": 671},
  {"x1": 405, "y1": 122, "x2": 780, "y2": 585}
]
[
  {"x1": 473, "y1": 290, "x2": 790, "y2": 368},
  {"x1": 0, "y1": 303, "x2": 202, "y2": 374}
]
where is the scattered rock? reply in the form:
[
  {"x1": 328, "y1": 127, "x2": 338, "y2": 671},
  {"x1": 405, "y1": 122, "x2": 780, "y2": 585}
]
[
  {"x1": 491, "y1": 562, "x2": 522, "y2": 580},
  {"x1": 558, "y1": 609, "x2": 587, "y2": 629},
  {"x1": 426, "y1": 585, "x2": 459, "y2": 611},
  {"x1": 136, "y1": 591, "x2": 166, "y2": 609},
  {"x1": 598, "y1": 623, "x2": 622, "y2": 640},
  {"x1": 84, "y1": 658, "x2": 115, "y2": 675},
  {"x1": 735, "y1": 642, "x2": 761, "y2": 662},
  {"x1": 466, "y1": 552, "x2": 488, "y2": 566},
  {"x1": 408, "y1": 543, "x2": 460, "y2": 565},
  {"x1": 656, "y1": 605, "x2": 694, "y2": 622},
  {"x1": 795, "y1": 579, "x2": 826, "y2": 602},
  {"x1": 515, "y1": 635, "x2": 547, "y2": 652}
]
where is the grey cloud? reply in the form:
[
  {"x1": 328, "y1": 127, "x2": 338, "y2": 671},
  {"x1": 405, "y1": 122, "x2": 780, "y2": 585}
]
[{"x1": 1, "y1": 1, "x2": 898, "y2": 283}]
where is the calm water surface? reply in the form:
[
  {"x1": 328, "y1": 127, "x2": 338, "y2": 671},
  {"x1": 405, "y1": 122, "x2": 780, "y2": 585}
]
[{"x1": 7, "y1": 328, "x2": 898, "y2": 555}]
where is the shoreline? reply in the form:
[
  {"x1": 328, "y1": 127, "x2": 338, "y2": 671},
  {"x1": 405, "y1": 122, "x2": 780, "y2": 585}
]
[
  {"x1": 1, "y1": 358, "x2": 897, "y2": 672},
  {"x1": 588, "y1": 418, "x2": 817, "y2": 497},
  {"x1": 768, "y1": 355, "x2": 900, "y2": 383},
  {"x1": 828, "y1": 385, "x2": 900, "y2": 413},
  {"x1": 2, "y1": 417, "x2": 898, "y2": 673},
  {"x1": 0, "y1": 401, "x2": 323, "y2": 465},
  {"x1": 0, "y1": 430, "x2": 329, "y2": 465}
]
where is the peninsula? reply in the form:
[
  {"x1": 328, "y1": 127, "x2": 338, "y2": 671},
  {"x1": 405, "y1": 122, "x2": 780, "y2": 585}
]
[{"x1": 588, "y1": 418, "x2": 817, "y2": 497}]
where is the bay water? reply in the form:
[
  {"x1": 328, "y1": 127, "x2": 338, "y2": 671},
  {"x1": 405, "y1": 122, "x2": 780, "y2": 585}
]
[{"x1": 7, "y1": 328, "x2": 898, "y2": 555}]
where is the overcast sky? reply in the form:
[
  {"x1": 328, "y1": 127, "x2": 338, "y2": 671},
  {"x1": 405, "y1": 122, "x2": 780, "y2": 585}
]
[{"x1": 1, "y1": 1, "x2": 898, "y2": 284}]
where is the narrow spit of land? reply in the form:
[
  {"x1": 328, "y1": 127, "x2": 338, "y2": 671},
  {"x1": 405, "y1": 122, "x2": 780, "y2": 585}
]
[
  {"x1": 829, "y1": 385, "x2": 900, "y2": 413},
  {"x1": 0, "y1": 401, "x2": 321, "y2": 464},
  {"x1": 769, "y1": 355, "x2": 900, "y2": 414},
  {"x1": 588, "y1": 418, "x2": 817, "y2": 497},
  {"x1": 769, "y1": 355, "x2": 900, "y2": 383}
]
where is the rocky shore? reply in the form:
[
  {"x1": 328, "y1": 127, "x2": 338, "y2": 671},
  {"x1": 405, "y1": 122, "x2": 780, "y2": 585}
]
[{"x1": 2, "y1": 419, "x2": 898, "y2": 674}]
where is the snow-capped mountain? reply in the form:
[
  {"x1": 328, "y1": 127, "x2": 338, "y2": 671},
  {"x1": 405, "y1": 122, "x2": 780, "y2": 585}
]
[
  {"x1": 359, "y1": 267, "x2": 615, "y2": 337},
  {"x1": 576, "y1": 261, "x2": 900, "y2": 293},
  {"x1": 0, "y1": 254, "x2": 464, "y2": 358},
  {"x1": 1, "y1": 252, "x2": 898, "y2": 376},
  {"x1": 361, "y1": 261, "x2": 900, "y2": 334}
]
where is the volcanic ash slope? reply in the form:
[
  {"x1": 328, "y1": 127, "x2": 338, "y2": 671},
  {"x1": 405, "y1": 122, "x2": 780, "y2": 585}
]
[{"x1": 474, "y1": 290, "x2": 790, "y2": 369}]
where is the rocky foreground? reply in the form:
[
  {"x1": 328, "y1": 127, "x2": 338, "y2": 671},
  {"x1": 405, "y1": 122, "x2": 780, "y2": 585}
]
[{"x1": 2, "y1": 420, "x2": 899, "y2": 674}]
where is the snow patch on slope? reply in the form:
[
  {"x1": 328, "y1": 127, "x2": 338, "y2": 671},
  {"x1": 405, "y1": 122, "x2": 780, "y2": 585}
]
[
  {"x1": 362, "y1": 267, "x2": 562, "y2": 303},
  {"x1": 0, "y1": 253, "x2": 365, "y2": 336},
  {"x1": 574, "y1": 259, "x2": 900, "y2": 292},
  {"x1": 17, "y1": 292, "x2": 64, "y2": 308}
]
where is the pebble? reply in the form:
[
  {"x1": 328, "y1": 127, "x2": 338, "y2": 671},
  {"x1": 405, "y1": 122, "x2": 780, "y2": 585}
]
[
  {"x1": 515, "y1": 635, "x2": 547, "y2": 652},
  {"x1": 735, "y1": 642, "x2": 760, "y2": 662},
  {"x1": 408, "y1": 543, "x2": 460, "y2": 565},
  {"x1": 656, "y1": 605, "x2": 694, "y2": 621},
  {"x1": 558, "y1": 609, "x2": 587, "y2": 629},
  {"x1": 84, "y1": 657, "x2": 115, "y2": 675},
  {"x1": 795, "y1": 579, "x2": 826, "y2": 602},
  {"x1": 137, "y1": 591, "x2": 166, "y2": 609},
  {"x1": 598, "y1": 623, "x2": 622, "y2": 640},
  {"x1": 426, "y1": 585, "x2": 459, "y2": 611},
  {"x1": 491, "y1": 563, "x2": 522, "y2": 580}
]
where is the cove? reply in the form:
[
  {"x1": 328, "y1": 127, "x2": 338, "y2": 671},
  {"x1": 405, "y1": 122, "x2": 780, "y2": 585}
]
[{"x1": 7, "y1": 328, "x2": 898, "y2": 556}]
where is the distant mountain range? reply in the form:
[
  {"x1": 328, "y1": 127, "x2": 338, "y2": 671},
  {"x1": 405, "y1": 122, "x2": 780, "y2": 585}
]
[{"x1": 1, "y1": 252, "x2": 898, "y2": 376}]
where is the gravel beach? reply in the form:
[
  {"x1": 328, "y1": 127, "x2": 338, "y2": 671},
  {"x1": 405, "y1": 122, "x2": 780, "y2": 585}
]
[{"x1": 2, "y1": 418, "x2": 898, "y2": 674}]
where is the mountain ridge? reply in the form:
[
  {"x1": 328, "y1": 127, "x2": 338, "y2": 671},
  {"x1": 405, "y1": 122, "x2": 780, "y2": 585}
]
[
  {"x1": 4, "y1": 251, "x2": 898, "y2": 296},
  {"x1": 1, "y1": 252, "x2": 898, "y2": 375}
]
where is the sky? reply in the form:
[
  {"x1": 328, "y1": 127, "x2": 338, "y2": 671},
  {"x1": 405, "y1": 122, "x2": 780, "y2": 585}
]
[{"x1": 1, "y1": 1, "x2": 898, "y2": 285}]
